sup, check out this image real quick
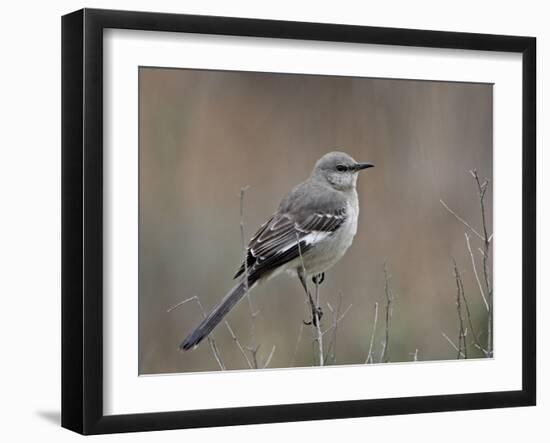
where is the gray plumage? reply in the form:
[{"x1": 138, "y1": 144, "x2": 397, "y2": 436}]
[{"x1": 180, "y1": 152, "x2": 373, "y2": 351}]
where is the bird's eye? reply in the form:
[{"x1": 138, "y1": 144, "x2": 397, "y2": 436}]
[{"x1": 336, "y1": 164, "x2": 347, "y2": 172}]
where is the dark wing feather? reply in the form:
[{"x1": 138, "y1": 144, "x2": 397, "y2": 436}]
[{"x1": 234, "y1": 207, "x2": 347, "y2": 281}]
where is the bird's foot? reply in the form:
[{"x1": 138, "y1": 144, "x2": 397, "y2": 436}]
[
  {"x1": 303, "y1": 305, "x2": 324, "y2": 326},
  {"x1": 312, "y1": 273, "x2": 325, "y2": 285}
]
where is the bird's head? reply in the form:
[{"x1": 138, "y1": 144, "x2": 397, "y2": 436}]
[{"x1": 312, "y1": 151, "x2": 374, "y2": 191}]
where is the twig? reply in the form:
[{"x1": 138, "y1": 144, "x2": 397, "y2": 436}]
[
  {"x1": 471, "y1": 170, "x2": 493, "y2": 357},
  {"x1": 465, "y1": 233, "x2": 489, "y2": 311},
  {"x1": 239, "y1": 186, "x2": 261, "y2": 368},
  {"x1": 365, "y1": 302, "x2": 379, "y2": 364},
  {"x1": 453, "y1": 261, "x2": 489, "y2": 358},
  {"x1": 167, "y1": 296, "x2": 200, "y2": 313},
  {"x1": 262, "y1": 345, "x2": 277, "y2": 369},
  {"x1": 442, "y1": 332, "x2": 465, "y2": 358},
  {"x1": 322, "y1": 303, "x2": 353, "y2": 337},
  {"x1": 442, "y1": 171, "x2": 493, "y2": 358},
  {"x1": 453, "y1": 261, "x2": 468, "y2": 359},
  {"x1": 380, "y1": 262, "x2": 393, "y2": 363},
  {"x1": 313, "y1": 279, "x2": 324, "y2": 366},
  {"x1": 440, "y1": 199, "x2": 485, "y2": 241},
  {"x1": 323, "y1": 296, "x2": 353, "y2": 363},
  {"x1": 168, "y1": 295, "x2": 225, "y2": 370},
  {"x1": 291, "y1": 310, "x2": 305, "y2": 367},
  {"x1": 224, "y1": 321, "x2": 253, "y2": 369},
  {"x1": 324, "y1": 298, "x2": 340, "y2": 364}
]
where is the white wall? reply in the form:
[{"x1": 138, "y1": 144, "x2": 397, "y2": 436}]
[{"x1": 0, "y1": 1, "x2": 546, "y2": 441}]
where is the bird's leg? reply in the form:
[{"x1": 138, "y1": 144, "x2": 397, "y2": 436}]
[
  {"x1": 312, "y1": 277, "x2": 324, "y2": 323},
  {"x1": 298, "y1": 269, "x2": 323, "y2": 326},
  {"x1": 298, "y1": 269, "x2": 314, "y2": 325},
  {"x1": 311, "y1": 272, "x2": 325, "y2": 285}
]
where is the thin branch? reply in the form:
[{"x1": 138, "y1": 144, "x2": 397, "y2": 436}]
[
  {"x1": 453, "y1": 261, "x2": 468, "y2": 359},
  {"x1": 291, "y1": 319, "x2": 305, "y2": 367},
  {"x1": 262, "y1": 345, "x2": 277, "y2": 369},
  {"x1": 365, "y1": 302, "x2": 379, "y2": 364},
  {"x1": 440, "y1": 199, "x2": 485, "y2": 241},
  {"x1": 168, "y1": 295, "x2": 225, "y2": 370},
  {"x1": 442, "y1": 170, "x2": 493, "y2": 359},
  {"x1": 167, "y1": 296, "x2": 200, "y2": 313},
  {"x1": 453, "y1": 261, "x2": 489, "y2": 358},
  {"x1": 380, "y1": 262, "x2": 393, "y2": 363},
  {"x1": 239, "y1": 186, "x2": 261, "y2": 369},
  {"x1": 465, "y1": 233, "x2": 489, "y2": 311},
  {"x1": 324, "y1": 297, "x2": 341, "y2": 364},
  {"x1": 323, "y1": 297, "x2": 353, "y2": 364},
  {"x1": 471, "y1": 170, "x2": 493, "y2": 357},
  {"x1": 313, "y1": 279, "x2": 324, "y2": 366},
  {"x1": 322, "y1": 303, "x2": 353, "y2": 337},
  {"x1": 224, "y1": 321, "x2": 253, "y2": 369},
  {"x1": 442, "y1": 332, "x2": 465, "y2": 358}
]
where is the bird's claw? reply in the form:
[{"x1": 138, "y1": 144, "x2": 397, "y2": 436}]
[
  {"x1": 312, "y1": 273, "x2": 325, "y2": 285},
  {"x1": 303, "y1": 305, "x2": 323, "y2": 326}
]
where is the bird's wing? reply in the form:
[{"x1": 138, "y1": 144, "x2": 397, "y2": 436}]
[{"x1": 234, "y1": 206, "x2": 347, "y2": 282}]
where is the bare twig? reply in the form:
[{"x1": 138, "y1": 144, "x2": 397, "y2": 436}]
[
  {"x1": 224, "y1": 321, "x2": 254, "y2": 369},
  {"x1": 313, "y1": 279, "x2": 324, "y2": 366},
  {"x1": 365, "y1": 302, "x2": 379, "y2": 364},
  {"x1": 323, "y1": 296, "x2": 353, "y2": 363},
  {"x1": 380, "y1": 262, "x2": 394, "y2": 363},
  {"x1": 324, "y1": 297, "x2": 341, "y2": 364},
  {"x1": 442, "y1": 170, "x2": 493, "y2": 358},
  {"x1": 440, "y1": 199, "x2": 485, "y2": 241},
  {"x1": 291, "y1": 304, "x2": 306, "y2": 366},
  {"x1": 167, "y1": 296, "x2": 201, "y2": 313},
  {"x1": 322, "y1": 303, "x2": 353, "y2": 337},
  {"x1": 465, "y1": 233, "x2": 489, "y2": 311},
  {"x1": 471, "y1": 170, "x2": 493, "y2": 357},
  {"x1": 451, "y1": 261, "x2": 490, "y2": 358},
  {"x1": 458, "y1": 272, "x2": 490, "y2": 358},
  {"x1": 453, "y1": 261, "x2": 468, "y2": 359},
  {"x1": 442, "y1": 332, "x2": 465, "y2": 358},
  {"x1": 168, "y1": 295, "x2": 225, "y2": 370},
  {"x1": 239, "y1": 186, "x2": 261, "y2": 368},
  {"x1": 262, "y1": 345, "x2": 277, "y2": 369}
]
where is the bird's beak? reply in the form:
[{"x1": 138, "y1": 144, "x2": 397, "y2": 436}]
[{"x1": 353, "y1": 162, "x2": 375, "y2": 171}]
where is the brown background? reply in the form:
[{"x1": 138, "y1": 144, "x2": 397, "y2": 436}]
[{"x1": 139, "y1": 67, "x2": 492, "y2": 374}]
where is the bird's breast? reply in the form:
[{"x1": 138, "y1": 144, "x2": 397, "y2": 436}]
[{"x1": 301, "y1": 194, "x2": 359, "y2": 276}]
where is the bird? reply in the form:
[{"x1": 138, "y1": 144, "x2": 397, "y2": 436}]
[{"x1": 180, "y1": 151, "x2": 374, "y2": 351}]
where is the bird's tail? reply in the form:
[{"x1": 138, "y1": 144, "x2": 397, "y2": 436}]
[{"x1": 179, "y1": 279, "x2": 254, "y2": 351}]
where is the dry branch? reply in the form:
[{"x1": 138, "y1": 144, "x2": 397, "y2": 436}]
[
  {"x1": 442, "y1": 332, "x2": 465, "y2": 358},
  {"x1": 441, "y1": 170, "x2": 493, "y2": 358},
  {"x1": 168, "y1": 295, "x2": 225, "y2": 370},
  {"x1": 380, "y1": 262, "x2": 394, "y2": 363},
  {"x1": 453, "y1": 260, "x2": 468, "y2": 359},
  {"x1": 365, "y1": 302, "x2": 379, "y2": 364},
  {"x1": 470, "y1": 170, "x2": 493, "y2": 357},
  {"x1": 224, "y1": 321, "x2": 254, "y2": 369},
  {"x1": 323, "y1": 294, "x2": 352, "y2": 364},
  {"x1": 465, "y1": 233, "x2": 489, "y2": 311}
]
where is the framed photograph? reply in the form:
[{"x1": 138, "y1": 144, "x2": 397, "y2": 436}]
[{"x1": 61, "y1": 8, "x2": 536, "y2": 434}]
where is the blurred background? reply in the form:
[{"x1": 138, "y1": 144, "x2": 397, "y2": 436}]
[{"x1": 139, "y1": 67, "x2": 492, "y2": 374}]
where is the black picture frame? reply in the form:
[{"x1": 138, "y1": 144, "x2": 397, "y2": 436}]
[{"x1": 61, "y1": 8, "x2": 536, "y2": 435}]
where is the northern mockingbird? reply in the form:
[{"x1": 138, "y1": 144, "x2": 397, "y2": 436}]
[{"x1": 180, "y1": 151, "x2": 373, "y2": 351}]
